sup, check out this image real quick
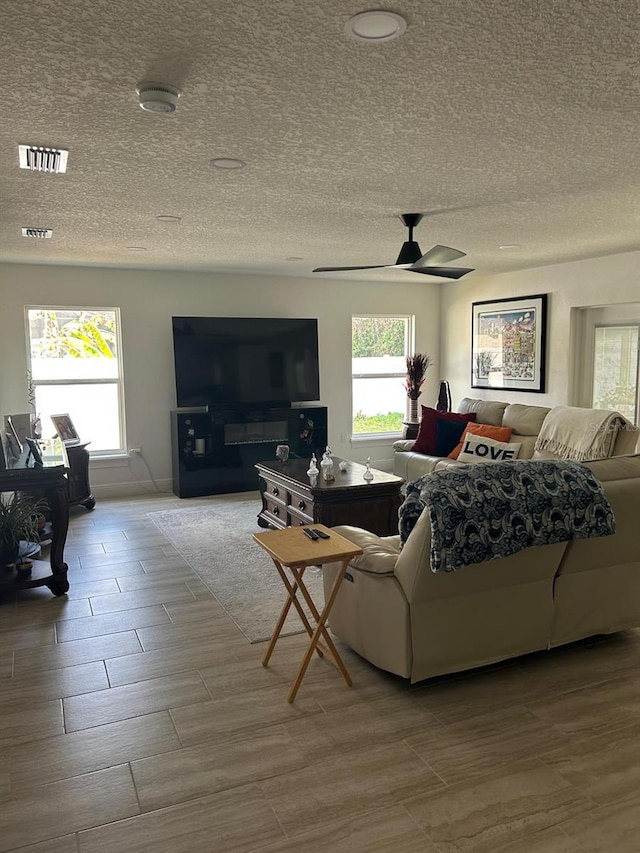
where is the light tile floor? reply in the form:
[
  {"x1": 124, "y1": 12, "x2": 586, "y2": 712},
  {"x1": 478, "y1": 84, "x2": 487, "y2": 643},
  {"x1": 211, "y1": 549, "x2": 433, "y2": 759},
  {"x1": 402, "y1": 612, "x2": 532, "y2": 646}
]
[{"x1": 2, "y1": 493, "x2": 640, "y2": 852}]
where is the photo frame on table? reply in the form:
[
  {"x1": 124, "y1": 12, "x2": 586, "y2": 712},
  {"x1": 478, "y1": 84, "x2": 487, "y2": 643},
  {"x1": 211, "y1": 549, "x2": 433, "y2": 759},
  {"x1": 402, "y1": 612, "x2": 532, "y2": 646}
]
[
  {"x1": 471, "y1": 294, "x2": 548, "y2": 393},
  {"x1": 50, "y1": 413, "x2": 80, "y2": 445}
]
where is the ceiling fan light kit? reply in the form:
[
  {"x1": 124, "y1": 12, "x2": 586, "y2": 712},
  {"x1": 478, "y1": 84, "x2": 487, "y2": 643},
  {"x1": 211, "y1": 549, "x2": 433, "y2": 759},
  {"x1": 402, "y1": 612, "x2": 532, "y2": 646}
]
[{"x1": 313, "y1": 212, "x2": 474, "y2": 279}]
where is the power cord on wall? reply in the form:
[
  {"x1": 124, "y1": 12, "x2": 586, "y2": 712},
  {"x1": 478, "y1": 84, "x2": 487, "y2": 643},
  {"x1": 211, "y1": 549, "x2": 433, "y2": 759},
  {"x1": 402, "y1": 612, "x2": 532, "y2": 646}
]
[{"x1": 128, "y1": 447, "x2": 162, "y2": 493}]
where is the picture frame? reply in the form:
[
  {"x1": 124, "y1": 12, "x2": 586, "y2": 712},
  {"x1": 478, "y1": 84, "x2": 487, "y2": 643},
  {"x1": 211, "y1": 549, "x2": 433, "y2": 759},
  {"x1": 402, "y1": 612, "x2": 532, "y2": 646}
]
[
  {"x1": 471, "y1": 294, "x2": 548, "y2": 393},
  {"x1": 25, "y1": 437, "x2": 44, "y2": 468},
  {"x1": 50, "y1": 413, "x2": 80, "y2": 445}
]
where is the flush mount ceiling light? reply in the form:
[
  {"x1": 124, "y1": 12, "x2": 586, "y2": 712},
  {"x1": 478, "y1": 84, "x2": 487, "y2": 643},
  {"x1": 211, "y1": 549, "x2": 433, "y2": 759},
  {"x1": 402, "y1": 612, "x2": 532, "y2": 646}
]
[
  {"x1": 499, "y1": 244, "x2": 521, "y2": 249},
  {"x1": 127, "y1": 246, "x2": 147, "y2": 251},
  {"x1": 18, "y1": 144, "x2": 68, "y2": 173},
  {"x1": 344, "y1": 10, "x2": 407, "y2": 42},
  {"x1": 285, "y1": 256, "x2": 303, "y2": 261},
  {"x1": 156, "y1": 214, "x2": 182, "y2": 222},
  {"x1": 210, "y1": 157, "x2": 246, "y2": 169},
  {"x1": 136, "y1": 83, "x2": 181, "y2": 114},
  {"x1": 21, "y1": 227, "x2": 53, "y2": 238}
]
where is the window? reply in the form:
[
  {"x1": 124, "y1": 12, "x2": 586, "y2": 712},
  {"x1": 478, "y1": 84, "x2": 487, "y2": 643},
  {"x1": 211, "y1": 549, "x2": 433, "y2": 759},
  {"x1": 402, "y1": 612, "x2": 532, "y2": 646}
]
[
  {"x1": 26, "y1": 307, "x2": 125, "y2": 454},
  {"x1": 592, "y1": 324, "x2": 639, "y2": 423},
  {"x1": 352, "y1": 315, "x2": 412, "y2": 436}
]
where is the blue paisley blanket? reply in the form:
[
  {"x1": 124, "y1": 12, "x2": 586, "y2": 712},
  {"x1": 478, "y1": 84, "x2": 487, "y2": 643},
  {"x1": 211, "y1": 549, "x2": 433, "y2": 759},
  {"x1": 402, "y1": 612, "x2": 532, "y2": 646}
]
[{"x1": 399, "y1": 460, "x2": 615, "y2": 573}]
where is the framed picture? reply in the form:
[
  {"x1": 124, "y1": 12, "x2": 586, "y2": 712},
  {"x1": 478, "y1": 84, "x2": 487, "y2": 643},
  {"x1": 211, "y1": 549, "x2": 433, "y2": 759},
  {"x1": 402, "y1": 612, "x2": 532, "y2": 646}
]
[
  {"x1": 51, "y1": 413, "x2": 80, "y2": 445},
  {"x1": 25, "y1": 437, "x2": 44, "y2": 467},
  {"x1": 471, "y1": 294, "x2": 548, "y2": 393}
]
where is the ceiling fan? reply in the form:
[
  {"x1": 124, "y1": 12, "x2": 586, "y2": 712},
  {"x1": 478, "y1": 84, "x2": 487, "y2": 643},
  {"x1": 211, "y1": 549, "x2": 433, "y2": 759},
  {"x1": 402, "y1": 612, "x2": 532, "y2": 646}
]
[{"x1": 313, "y1": 213, "x2": 474, "y2": 279}]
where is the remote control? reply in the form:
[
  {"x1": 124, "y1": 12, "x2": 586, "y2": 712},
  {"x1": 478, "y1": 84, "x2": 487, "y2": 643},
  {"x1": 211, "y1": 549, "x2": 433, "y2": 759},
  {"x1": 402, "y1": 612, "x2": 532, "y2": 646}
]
[
  {"x1": 312, "y1": 529, "x2": 330, "y2": 539},
  {"x1": 303, "y1": 528, "x2": 319, "y2": 540}
]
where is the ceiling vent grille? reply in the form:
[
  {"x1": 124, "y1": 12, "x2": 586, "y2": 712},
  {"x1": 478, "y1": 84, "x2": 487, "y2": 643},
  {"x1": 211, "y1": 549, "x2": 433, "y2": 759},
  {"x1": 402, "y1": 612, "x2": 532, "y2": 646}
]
[
  {"x1": 22, "y1": 227, "x2": 53, "y2": 238},
  {"x1": 18, "y1": 145, "x2": 69, "y2": 173}
]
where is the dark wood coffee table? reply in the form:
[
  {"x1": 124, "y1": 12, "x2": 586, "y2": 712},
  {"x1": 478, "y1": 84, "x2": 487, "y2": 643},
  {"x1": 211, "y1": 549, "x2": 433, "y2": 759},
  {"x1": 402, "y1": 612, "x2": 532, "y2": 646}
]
[{"x1": 255, "y1": 457, "x2": 404, "y2": 536}]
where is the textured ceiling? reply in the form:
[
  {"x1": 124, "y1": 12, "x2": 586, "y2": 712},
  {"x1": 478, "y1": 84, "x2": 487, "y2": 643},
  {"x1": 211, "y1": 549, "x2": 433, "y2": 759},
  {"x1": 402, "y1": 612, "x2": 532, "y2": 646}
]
[{"x1": 1, "y1": 0, "x2": 639, "y2": 280}]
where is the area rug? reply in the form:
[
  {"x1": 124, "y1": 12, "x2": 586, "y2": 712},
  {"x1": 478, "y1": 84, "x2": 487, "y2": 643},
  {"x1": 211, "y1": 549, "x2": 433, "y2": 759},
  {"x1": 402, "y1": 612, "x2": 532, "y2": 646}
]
[{"x1": 147, "y1": 500, "x2": 324, "y2": 643}]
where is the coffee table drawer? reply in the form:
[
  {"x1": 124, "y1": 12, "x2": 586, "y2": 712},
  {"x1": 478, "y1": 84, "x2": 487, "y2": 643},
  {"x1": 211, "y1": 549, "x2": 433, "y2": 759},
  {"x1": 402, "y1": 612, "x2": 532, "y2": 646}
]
[
  {"x1": 287, "y1": 504, "x2": 314, "y2": 526},
  {"x1": 263, "y1": 494, "x2": 287, "y2": 526}
]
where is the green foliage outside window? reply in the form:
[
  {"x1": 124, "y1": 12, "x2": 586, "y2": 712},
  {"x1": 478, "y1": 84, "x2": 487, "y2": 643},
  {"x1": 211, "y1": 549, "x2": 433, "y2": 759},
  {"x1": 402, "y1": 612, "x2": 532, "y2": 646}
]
[
  {"x1": 29, "y1": 310, "x2": 117, "y2": 359},
  {"x1": 353, "y1": 411, "x2": 404, "y2": 433},
  {"x1": 352, "y1": 317, "x2": 406, "y2": 357}
]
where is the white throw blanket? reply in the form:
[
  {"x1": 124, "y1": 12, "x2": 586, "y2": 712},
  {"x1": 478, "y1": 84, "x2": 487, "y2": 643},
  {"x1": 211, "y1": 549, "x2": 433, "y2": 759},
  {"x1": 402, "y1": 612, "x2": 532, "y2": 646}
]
[{"x1": 534, "y1": 406, "x2": 627, "y2": 462}]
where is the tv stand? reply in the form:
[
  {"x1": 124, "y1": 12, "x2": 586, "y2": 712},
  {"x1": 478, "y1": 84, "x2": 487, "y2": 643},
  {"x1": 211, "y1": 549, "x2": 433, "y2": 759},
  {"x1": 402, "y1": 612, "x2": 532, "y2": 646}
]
[{"x1": 170, "y1": 405, "x2": 327, "y2": 498}]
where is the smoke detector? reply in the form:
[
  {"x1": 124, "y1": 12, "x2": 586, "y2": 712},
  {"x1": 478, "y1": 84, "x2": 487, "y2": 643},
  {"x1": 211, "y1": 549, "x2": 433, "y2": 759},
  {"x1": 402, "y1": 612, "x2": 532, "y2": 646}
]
[{"x1": 136, "y1": 83, "x2": 181, "y2": 114}]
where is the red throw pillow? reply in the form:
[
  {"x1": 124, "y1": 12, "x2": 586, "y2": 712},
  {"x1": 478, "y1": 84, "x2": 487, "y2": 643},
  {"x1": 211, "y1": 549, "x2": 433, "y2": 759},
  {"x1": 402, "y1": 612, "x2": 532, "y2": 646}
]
[
  {"x1": 448, "y1": 422, "x2": 513, "y2": 460},
  {"x1": 412, "y1": 407, "x2": 477, "y2": 455}
]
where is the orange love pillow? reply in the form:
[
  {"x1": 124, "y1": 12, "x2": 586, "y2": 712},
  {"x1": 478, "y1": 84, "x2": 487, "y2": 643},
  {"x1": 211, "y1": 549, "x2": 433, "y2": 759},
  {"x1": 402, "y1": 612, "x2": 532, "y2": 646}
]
[{"x1": 448, "y1": 422, "x2": 513, "y2": 459}]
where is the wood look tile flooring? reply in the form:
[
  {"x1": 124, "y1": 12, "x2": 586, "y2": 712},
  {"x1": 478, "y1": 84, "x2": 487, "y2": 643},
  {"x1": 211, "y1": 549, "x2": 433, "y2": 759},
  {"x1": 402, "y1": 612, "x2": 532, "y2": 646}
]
[{"x1": 1, "y1": 494, "x2": 639, "y2": 852}]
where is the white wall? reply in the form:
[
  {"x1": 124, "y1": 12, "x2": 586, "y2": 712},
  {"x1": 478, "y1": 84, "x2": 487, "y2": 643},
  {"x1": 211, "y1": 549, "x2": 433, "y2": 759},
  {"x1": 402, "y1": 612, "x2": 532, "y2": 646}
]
[
  {"x1": 441, "y1": 250, "x2": 640, "y2": 409},
  {"x1": 0, "y1": 263, "x2": 442, "y2": 496}
]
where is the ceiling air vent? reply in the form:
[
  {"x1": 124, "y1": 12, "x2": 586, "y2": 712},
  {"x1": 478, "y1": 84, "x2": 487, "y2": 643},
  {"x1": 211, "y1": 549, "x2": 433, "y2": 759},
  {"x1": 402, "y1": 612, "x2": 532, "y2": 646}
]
[
  {"x1": 18, "y1": 145, "x2": 69, "y2": 173},
  {"x1": 22, "y1": 228, "x2": 53, "y2": 238}
]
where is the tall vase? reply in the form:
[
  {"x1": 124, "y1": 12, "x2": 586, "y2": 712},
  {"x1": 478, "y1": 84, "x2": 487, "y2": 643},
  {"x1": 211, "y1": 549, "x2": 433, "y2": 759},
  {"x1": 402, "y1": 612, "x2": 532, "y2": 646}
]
[{"x1": 408, "y1": 394, "x2": 420, "y2": 423}]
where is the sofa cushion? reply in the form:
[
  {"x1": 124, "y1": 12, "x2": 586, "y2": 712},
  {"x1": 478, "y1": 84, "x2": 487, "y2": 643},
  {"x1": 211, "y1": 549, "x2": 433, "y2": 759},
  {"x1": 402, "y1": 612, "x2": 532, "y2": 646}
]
[
  {"x1": 412, "y1": 407, "x2": 476, "y2": 455},
  {"x1": 433, "y1": 417, "x2": 469, "y2": 457},
  {"x1": 458, "y1": 397, "x2": 509, "y2": 426},
  {"x1": 503, "y1": 403, "x2": 551, "y2": 436},
  {"x1": 457, "y1": 434, "x2": 522, "y2": 464},
  {"x1": 448, "y1": 422, "x2": 513, "y2": 459}
]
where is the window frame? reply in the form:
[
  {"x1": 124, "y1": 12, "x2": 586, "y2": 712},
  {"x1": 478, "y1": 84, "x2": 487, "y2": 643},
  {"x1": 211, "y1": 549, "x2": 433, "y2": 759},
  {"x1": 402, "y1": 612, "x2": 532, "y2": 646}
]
[
  {"x1": 25, "y1": 305, "x2": 127, "y2": 456},
  {"x1": 351, "y1": 313, "x2": 415, "y2": 439}
]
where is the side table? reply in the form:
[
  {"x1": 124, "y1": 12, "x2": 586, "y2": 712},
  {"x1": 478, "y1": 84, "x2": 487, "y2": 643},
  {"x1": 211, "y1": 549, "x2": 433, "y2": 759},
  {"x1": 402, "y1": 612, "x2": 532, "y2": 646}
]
[
  {"x1": 253, "y1": 524, "x2": 363, "y2": 703},
  {"x1": 402, "y1": 420, "x2": 420, "y2": 440}
]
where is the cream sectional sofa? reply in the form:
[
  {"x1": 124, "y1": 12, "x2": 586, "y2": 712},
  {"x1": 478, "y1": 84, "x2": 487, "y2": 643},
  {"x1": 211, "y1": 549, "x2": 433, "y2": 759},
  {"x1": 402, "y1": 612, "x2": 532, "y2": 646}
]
[
  {"x1": 323, "y1": 453, "x2": 640, "y2": 684},
  {"x1": 393, "y1": 397, "x2": 639, "y2": 482}
]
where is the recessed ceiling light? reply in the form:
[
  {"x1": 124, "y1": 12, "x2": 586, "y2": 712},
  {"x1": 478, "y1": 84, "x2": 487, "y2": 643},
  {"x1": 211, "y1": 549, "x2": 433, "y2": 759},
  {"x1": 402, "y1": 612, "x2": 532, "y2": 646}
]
[
  {"x1": 210, "y1": 158, "x2": 246, "y2": 169},
  {"x1": 344, "y1": 10, "x2": 407, "y2": 43},
  {"x1": 499, "y1": 244, "x2": 521, "y2": 249},
  {"x1": 285, "y1": 256, "x2": 303, "y2": 261},
  {"x1": 156, "y1": 214, "x2": 182, "y2": 222},
  {"x1": 127, "y1": 246, "x2": 147, "y2": 251}
]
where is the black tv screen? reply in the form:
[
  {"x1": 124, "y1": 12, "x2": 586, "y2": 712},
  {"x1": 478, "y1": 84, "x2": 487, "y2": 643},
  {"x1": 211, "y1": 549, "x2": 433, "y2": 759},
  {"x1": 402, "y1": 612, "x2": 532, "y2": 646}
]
[{"x1": 172, "y1": 317, "x2": 320, "y2": 407}]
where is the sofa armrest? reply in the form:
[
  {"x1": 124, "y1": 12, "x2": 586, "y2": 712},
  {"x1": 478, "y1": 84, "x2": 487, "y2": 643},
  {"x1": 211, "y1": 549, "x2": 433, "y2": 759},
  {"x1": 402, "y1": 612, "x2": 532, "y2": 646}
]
[
  {"x1": 393, "y1": 439, "x2": 415, "y2": 452},
  {"x1": 330, "y1": 525, "x2": 400, "y2": 575}
]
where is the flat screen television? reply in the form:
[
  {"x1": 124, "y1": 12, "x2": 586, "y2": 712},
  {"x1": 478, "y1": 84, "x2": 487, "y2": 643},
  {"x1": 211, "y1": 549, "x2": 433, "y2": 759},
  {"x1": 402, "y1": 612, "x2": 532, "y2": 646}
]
[{"x1": 172, "y1": 317, "x2": 320, "y2": 408}]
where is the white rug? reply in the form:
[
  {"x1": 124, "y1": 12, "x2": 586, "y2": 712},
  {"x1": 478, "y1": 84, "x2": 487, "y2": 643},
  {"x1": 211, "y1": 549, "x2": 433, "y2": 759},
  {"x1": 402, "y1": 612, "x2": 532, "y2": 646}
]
[{"x1": 147, "y1": 500, "x2": 324, "y2": 643}]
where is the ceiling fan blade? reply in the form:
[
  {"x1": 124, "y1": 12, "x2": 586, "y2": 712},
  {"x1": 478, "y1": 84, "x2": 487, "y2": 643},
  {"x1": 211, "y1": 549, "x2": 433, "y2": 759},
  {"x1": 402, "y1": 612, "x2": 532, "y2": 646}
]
[
  {"x1": 410, "y1": 266, "x2": 475, "y2": 280},
  {"x1": 312, "y1": 264, "x2": 389, "y2": 273},
  {"x1": 412, "y1": 245, "x2": 466, "y2": 267}
]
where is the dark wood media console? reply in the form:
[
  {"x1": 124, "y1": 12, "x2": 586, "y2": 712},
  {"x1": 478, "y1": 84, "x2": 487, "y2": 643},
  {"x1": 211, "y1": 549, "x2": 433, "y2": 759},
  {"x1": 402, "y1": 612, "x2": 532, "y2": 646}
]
[
  {"x1": 171, "y1": 406, "x2": 328, "y2": 497},
  {"x1": 256, "y1": 456, "x2": 404, "y2": 537}
]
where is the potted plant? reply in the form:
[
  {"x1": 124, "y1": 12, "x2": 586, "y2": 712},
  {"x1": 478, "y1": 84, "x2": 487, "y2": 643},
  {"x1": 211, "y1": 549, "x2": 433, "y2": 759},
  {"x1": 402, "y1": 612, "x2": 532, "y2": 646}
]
[
  {"x1": 405, "y1": 353, "x2": 433, "y2": 423},
  {"x1": 0, "y1": 492, "x2": 48, "y2": 569}
]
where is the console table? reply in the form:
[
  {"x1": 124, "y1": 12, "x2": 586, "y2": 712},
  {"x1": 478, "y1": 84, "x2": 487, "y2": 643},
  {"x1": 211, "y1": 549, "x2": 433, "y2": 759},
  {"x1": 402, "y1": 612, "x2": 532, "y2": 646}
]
[
  {"x1": 256, "y1": 457, "x2": 404, "y2": 536},
  {"x1": 0, "y1": 465, "x2": 70, "y2": 596}
]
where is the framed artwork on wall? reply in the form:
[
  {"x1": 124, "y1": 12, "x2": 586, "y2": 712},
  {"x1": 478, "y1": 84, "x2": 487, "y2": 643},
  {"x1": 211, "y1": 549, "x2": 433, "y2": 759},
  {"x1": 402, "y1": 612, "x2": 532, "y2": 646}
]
[{"x1": 471, "y1": 294, "x2": 548, "y2": 393}]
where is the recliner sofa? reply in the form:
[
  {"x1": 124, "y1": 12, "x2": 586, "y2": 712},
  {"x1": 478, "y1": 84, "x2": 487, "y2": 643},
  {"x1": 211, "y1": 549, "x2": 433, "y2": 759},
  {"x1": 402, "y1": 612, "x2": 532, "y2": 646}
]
[
  {"x1": 323, "y1": 453, "x2": 640, "y2": 683},
  {"x1": 393, "y1": 398, "x2": 639, "y2": 482}
]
